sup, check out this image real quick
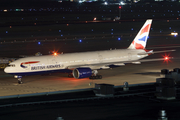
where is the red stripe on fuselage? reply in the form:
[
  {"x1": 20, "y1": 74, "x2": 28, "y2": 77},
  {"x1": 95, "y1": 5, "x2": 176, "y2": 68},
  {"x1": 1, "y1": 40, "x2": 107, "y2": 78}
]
[{"x1": 21, "y1": 61, "x2": 40, "y2": 65}]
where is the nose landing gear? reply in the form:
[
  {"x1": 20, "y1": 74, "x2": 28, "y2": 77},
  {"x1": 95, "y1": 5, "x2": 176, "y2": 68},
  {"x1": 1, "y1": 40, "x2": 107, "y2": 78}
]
[{"x1": 14, "y1": 75, "x2": 23, "y2": 84}]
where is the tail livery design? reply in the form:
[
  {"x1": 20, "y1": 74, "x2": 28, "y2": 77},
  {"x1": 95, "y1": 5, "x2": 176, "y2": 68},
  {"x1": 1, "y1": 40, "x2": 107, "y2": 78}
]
[{"x1": 128, "y1": 19, "x2": 152, "y2": 49}]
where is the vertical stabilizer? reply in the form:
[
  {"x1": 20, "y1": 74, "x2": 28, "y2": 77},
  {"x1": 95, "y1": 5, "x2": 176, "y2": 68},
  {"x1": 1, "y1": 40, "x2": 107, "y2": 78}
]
[{"x1": 128, "y1": 19, "x2": 152, "y2": 49}]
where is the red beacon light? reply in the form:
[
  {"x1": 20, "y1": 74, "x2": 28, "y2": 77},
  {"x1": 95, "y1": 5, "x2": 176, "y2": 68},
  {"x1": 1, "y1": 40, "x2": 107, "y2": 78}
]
[
  {"x1": 53, "y1": 52, "x2": 58, "y2": 56},
  {"x1": 165, "y1": 56, "x2": 169, "y2": 60},
  {"x1": 162, "y1": 53, "x2": 172, "y2": 63},
  {"x1": 119, "y1": 6, "x2": 121, "y2": 9}
]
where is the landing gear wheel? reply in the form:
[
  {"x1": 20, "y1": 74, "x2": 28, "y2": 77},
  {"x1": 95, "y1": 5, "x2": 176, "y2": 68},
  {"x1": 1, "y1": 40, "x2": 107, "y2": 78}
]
[
  {"x1": 89, "y1": 75, "x2": 102, "y2": 79},
  {"x1": 18, "y1": 78, "x2": 22, "y2": 84},
  {"x1": 95, "y1": 76, "x2": 99, "y2": 79},
  {"x1": 98, "y1": 75, "x2": 102, "y2": 79},
  {"x1": 89, "y1": 76, "x2": 96, "y2": 79}
]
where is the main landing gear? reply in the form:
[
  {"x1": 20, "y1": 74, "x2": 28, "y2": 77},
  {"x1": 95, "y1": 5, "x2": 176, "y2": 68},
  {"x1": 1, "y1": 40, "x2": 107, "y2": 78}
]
[
  {"x1": 14, "y1": 75, "x2": 23, "y2": 84},
  {"x1": 89, "y1": 70, "x2": 102, "y2": 79},
  {"x1": 89, "y1": 75, "x2": 102, "y2": 79}
]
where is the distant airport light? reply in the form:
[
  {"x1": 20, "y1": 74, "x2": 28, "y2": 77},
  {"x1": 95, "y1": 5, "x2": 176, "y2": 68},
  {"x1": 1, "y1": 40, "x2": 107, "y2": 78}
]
[
  {"x1": 79, "y1": 0, "x2": 83, "y2": 3},
  {"x1": 169, "y1": 27, "x2": 171, "y2": 29},
  {"x1": 38, "y1": 42, "x2": 41, "y2": 45},
  {"x1": 131, "y1": 28, "x2": 133, "y2": 30},
  {"x1": 120, "y1": 2, "x2": 125, "y2": 5},
  {"x1": 6, "y1": 31, "x2": 8, "y2": 33},
  {"x1": 93, "y1": 17, "x2": 96, "y2": 21},
  {"x1": 119, "y1": 6, "x2": 121, "y2": 9},
  {"x1": 118, "y1": 37, "x2": 121, "y2": 40},
  {"x1": 171, "y1": 32, "x2": 178, "y2": 36},
  {"x1": 59, "y1": 30, "x2": 61, "y2": 32},
  {"x1": 4, "y1": 9, "x2": 7, "y2": 12},
  {"x1": 79, "y1": 40, "x2": 82, "y2": 42},
  {"x1": 104, "y1": 2, "x2": 108, "y2": 5}
]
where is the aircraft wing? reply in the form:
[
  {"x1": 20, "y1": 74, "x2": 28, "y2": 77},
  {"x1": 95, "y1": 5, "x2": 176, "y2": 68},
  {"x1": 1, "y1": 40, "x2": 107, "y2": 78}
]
[{"x1": 66, "y1": 57, "x2": 172, "y2": 70}]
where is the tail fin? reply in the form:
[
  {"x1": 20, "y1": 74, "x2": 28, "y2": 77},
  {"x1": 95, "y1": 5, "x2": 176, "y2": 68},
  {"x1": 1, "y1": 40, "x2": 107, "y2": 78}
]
[{"x1": 128, "y1": 19, "x2": 152, "y2": 49}]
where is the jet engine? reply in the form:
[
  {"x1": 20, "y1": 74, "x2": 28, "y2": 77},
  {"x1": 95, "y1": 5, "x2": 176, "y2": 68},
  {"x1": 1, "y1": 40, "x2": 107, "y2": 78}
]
[{"x1": 73, "y1": 68, "x2": 92, "y2": 79}]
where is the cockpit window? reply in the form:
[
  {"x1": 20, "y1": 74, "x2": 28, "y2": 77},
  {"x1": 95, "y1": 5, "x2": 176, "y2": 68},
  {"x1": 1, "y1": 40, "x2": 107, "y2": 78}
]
[{"x1": 8, "y1": 64, "x2": 15, "y2": 67}]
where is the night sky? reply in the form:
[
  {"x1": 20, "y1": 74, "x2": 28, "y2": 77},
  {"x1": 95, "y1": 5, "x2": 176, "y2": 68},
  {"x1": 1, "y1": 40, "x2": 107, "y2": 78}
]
[{"x1": 0, "y1": 0, "x2": 59, "y2": 8}]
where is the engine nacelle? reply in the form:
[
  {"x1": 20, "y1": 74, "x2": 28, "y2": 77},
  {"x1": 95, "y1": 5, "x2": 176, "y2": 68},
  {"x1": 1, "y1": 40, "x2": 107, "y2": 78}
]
[{"x1": 73, "y1": 68, "x2": 92, "y2": 79}]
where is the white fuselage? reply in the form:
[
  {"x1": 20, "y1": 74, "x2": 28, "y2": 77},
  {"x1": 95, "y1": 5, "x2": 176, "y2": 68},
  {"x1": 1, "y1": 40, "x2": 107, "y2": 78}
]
[{"x1": 4, "y1": 49, "x2": 147, "y2": 75}]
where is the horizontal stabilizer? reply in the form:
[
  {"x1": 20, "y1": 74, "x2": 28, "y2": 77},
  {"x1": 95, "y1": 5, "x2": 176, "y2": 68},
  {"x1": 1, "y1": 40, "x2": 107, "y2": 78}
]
[
  {"x1": 138, "y1": 49, "x2": 175, "y2": 55},
  {"x1": 146, "y1": 45, "x2": 180, "y2": 49}
]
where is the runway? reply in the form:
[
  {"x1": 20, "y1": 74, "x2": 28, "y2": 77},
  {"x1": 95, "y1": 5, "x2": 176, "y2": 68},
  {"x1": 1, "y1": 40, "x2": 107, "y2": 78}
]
[{"x1": 1, "y1": 20, "x2": 180, "y2": 97}]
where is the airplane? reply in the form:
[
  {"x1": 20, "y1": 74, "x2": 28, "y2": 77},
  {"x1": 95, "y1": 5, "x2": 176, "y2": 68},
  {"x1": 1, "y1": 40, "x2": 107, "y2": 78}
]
[{"x1": 4, "y1": 19, "x2": 174, "y2": 84}]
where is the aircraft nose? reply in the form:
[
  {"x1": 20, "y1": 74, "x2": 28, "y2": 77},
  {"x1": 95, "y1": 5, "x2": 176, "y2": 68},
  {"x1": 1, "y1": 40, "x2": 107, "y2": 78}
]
[{"x1": 4, "y1": 67, "x2": 9, "y2": 73}]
